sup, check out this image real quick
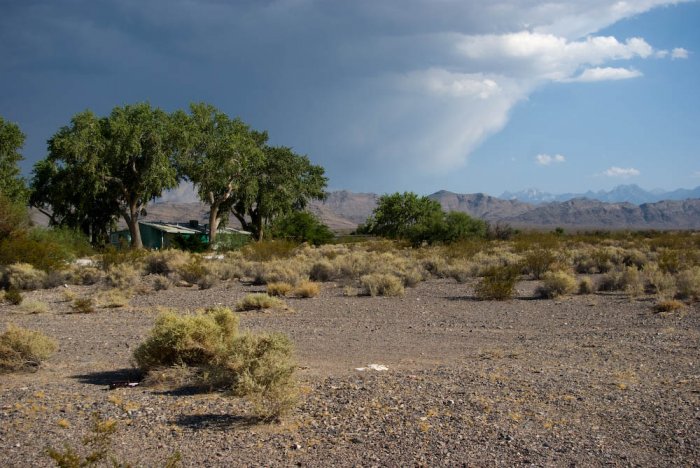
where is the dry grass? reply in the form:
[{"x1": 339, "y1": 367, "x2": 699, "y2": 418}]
[
  {"x1": 18, "y1": 299, "x2": 49, "y2": 314},
  {"x1": 360, "y1": 273, "x2": 405, "y2": 297},
  {"x1": 578, "y1": 277, "x2": 595, "y2": 295},
  {"x1": 70, "y1": 297, "x2": 96, "y2": 314},
  {"x1": 653, "y1": 299, "x2": 686, "y2": 313},
  {"x1": 236, "y1": 293, "x2": 287, "y2": 311},
  {"x1": 674, "y1": 267, "x2": 700, "y2": 301},
  {"x1": 0, "y1": 324, "x2": 57, "y2": 373},
  {"x1": 291, "y1": 280, "x2": 320, "y2": 298},
  {"x1": 266, "y1": 282, "x2": 293, "y2": 297},
  {"x1": 95, "y1": 289, "x2": 132, "y2": 308},
  {"x1": 105, "y1": 263, "x2": 141, "y2": 290}
]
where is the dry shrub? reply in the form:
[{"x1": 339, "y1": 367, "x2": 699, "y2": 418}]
[
  {"x1": 242, "y1": 240, "x2": 298, "y2": 262},
  {"x1": 342, "y1": 286, "x2": 359, "y2": 297},
  {"x1": 653, "y1": 299, "x2": 686, "y2": 313},
  {"x1": 2, "y1": 263, "x2": 47, "y2": 290},
  {"x1": 208, "y1": 260, "x2": 244, "y2": 281},
  {"x1": 267, "y1": 282, "x2": 293, "y2": 297},
  {"x1": 105, "y1": 263, "x2": 141, "y2": 290},
  {"x1": 95, "y1": 289, "x2": 131, "y2": 308},
  {"x1": 19, "y1": 299, "x2": 49, "y2": 314},
  {"x1": 133, "y1": 307, "x2": 296, "y2": 420},
  {"x1": 252, "y1": 261, "x2": 305, "y2": 286},
  {"x1": 71, "y1": 266, "x2": 103, "y2": 285},
  {"x1": 475, "y1": 265, "x2": 519, "y2": 301},
  {"x1": 537, "y1": 271, "x2": 577, "y2": 299},
  {"x1": 236, "y1": 293, "x2": 286, "y2": 311},
  {"x1": 197, "y1": 274, "x2": 219, "y2": 290},
  {"x1": 446, "y1": 262, "x2": 478, "y2": 283},
  {"x1": 143, "y1": 249, "x2": 191, "y2": 275},
  {"x1": 674, "y1": 267, "x2": 700, "y2": 301},
  {"x1": 359, "y1": 273, "x2": 404, "y2": 297},
  {"x1": 309, "y1": 260, "x2": 335, "y2": 282},
  {"x1": 643, "y1": 265, "x2": 676, "y2": 298},
  {"x1": 621, "y1": 266, "x2": 644, "y2": 297},
  {"x1": 333, "y1": 251, "x2": 374, "y2": 279},
  {"x1": 522, "y1": 249, "x2": 557, "y2": 279},
  {"x1": 401, "y1": 266, "x2": 425, "y2": 288},
  {"x1": 421, "y1": 255, "x2": 450, "y2": 278},
  {"x1": 176, "y1": 258, "x2": 208, "y2": 285},
  {"x1": 578, "y1": 277, "x2": 595, "y2": 295},
  {"x1": 292, "y1": 280, "x2": 320, "y2": 298},
  {"x1": 70, "y1": 297, "x2": 96, "y2": 314},
  {"x1": 0, "y1": 324, "x2": 57, "y2": 373},
  {"x1": 152, "y1": 275, "x2": 173, "y2": 291}
]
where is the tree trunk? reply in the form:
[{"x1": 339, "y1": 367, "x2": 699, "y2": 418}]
[
  {"x1": 125, "y1": 203, "x2": 143, "y2": 249},
  {"x1": 208, "y1": 202, "x2": 220, "y2": 244}
]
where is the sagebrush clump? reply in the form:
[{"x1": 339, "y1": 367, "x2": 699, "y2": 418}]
[
  {"x1": 236, "y1": 293, "x2": 286, "y2": 311},
  {"x1": 360, "y1": 273, "x2": 405, "y2": 297},
  {"x1": 537, "y1": 270, "x2": 577, "y2": 299},
  {"x1": 0, "y1": 324, "x2": 57, "y2": 373},
  {"x1": 475, "y1": 265, "x2": 519, "y2": 301},
  {"x1": 133, "y1": 307, "x2": 296, "y2": 420}
]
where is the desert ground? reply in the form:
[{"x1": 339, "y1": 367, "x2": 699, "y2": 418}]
[{"x1": 1, "y1": 272, "x2": 698, "y2": 467}]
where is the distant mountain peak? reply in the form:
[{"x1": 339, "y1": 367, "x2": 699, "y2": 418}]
[{"x1": 500, "y1": 184, "x2": 700, "y2": 205}]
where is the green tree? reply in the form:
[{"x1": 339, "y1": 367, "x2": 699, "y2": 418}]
[
  {"x1": 0, "y1": 117, "x2": 28, "y2": 203},
  {"x1": 358, "y1": 192, "x2": 443, "y2": 239},
  {"x1": 102, "y1": 103, "x2": 179, "y2": 248},
  {"x1": 359, "y1": 192, "x2": 487, "y2": 245},
  {"x1": 174, "y1": 103, "x2": 263, "y2": 244},
  {"x1": 230, "y1": 144, "x2": 327, "y2": 241},
  {"x1": 30, "y1": 111, "x2": 120, "y2": 245},
  {"x1": 31, "y1": 104, "x2": 179, "y2": 249},
  {"x1": 272, "y1": 211, "x2": 334, "y2": 245}
]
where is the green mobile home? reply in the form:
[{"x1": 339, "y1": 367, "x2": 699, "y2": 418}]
[{"x1": 110, "y1": 222, "x2": 208, "y2": 249}]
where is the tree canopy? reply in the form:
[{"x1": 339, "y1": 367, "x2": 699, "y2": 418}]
[
  {"x1": 230, "y1": 143, "x2": 327, "y2": 241},
  {"x1": 31, "y1": 104, "x2": 179, "y2": 248},
  {"x1": 174, "y1": 103, "x2": 263, "y2": 243},
  {"x1": 358, "y1": 192, "x2": 487, "y2": 245},
  {"x1": 0, "y1": 117, "x2": 28, "y2": 203}
]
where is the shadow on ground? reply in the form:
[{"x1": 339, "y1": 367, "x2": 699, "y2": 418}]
[
  {"x1": 72, "y1": 368, "x2": 142, "y2": 387},
  {"x1": 173, "y1": 413, "x2": 262, "y2": 430}
]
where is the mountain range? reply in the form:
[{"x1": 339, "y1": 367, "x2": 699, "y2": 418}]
[
  {"x1": 103, "y1": 187, "x2": 700, "y2": 233},
  {"x1": 500, "y1": 184, "x2": 700, "y2": 205}
]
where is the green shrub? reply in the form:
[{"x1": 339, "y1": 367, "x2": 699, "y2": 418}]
[
  {"x1": 236, "y1": 293, "x2": 286, "y2": 311},
  {"x1": 537, "y1": 271, "x2": 576, "y2": 299},
  {"x1": 133, "y1": 307, "x2": 296, "y2": 421},
  {"x1": 0, "y1": 193, "x2": 31, "y2": 241},
  {"x1": 212, "y1": 232, "x2": 251, "y2": 252},
  {"x1": 475, "y1": 265, "x2": 519, "y2": 300},
  {"x1": 1, "y1": 263, "x2": 47, "y2": 290},
  {"x1": 522, "y1": 249, "x2": 557, "y2": 279},
  {"x1": 242, "y1": 240, "x2": 298, "y2": 262},
  {"x1": 0, "y1": 324, "x2": 57, "y2": 373},
  {"x1": 272, "y1": 211, "x2": 334, "y2": 246},
  {"x1": 70, "y1": 297, "x2": 96, "y2": 314},
  {"x1": 133, "y1": 307, "x2": 239, "y2": 370},
  {"x1": 172, "y1": 233, "x2": 208, "y2": 253},
  {"x1": 4, "y1": 288, "x2": 22, "y2": 305},
  {"x1": 359, "y1": 273, "x2": 404, "y2": 297}
]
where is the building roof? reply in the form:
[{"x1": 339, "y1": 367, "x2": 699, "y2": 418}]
[{"x1": 139, "y1": 222, "x2": 202, "y2": 235}]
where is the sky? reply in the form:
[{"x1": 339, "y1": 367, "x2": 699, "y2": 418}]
[{"x1": 1, "y1": 0, "x2": 699, "y2": 199}]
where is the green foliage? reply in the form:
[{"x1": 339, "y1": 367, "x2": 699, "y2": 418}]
[
  {"x1": 236, "y1": 293, "x2": 286, "y2": 311},
  {"x1": 475, "y1": 265, "x2": 519, "y2": 300},
  {"x1": 4, "y1": 288, "x2": 23, "y2": 305},
  {"x1": 0, "y1": 227, "x2": 91, "y2": 272},
  {"x1": 173, "y1": 103, "x2": 263, "y2": 244},
  {"x1": 242, "y1": 240, "x2": 298, "y2": 261},
  {"x1": 521, "y1": 249, "x2": 557, "y2": 279},
  {"x1": 212, "y1": 232, "x2": 251, "y2": 252},
  {"x1": 171, "y1": 233, "x2": 209, "y2": 253},
  {"x1": 0, "y1": 117, "x2": 28, "y2": 203},
  {"x1": 230, "y1": 143, "x2": 328, "y2": 241},
  {"x1": 0, "y1": 324, "x2": 57, "y2": 373},
  {"x1": 70, "y1": 297, "x2": 96, "y2": 314},
  {"x1": 272, "y1": 211, "x2": 334, "y2": 245},
  {"x1": 359, "y1": 192, "x2": 486, "y2": 245},
  {"x1": 0, "y1": 193, "x2": 31, "y2": 241}
]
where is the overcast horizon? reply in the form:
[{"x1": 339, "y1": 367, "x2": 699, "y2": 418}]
[{"x1": 2, "y1": 1, "x2": 699, "y2": 198}]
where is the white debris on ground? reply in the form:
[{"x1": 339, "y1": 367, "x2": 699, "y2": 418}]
[
  {"x1": 74, "y1": 258, "x2": 96, "y2": 266},
  {"x1": 355, "y1": 364, "x2": 389, "y2": 372},
  {"x1": 204, "y1": 254, "x2": 225, "y2": 260}
]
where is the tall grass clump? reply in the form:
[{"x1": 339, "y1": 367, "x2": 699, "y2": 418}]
[
  {"x1": 1, "y1": 263, "x2": 47, "y2": 290},
  {"x1": 0, "y1": 324, "x2": 57, "y2": 373},
  {"x1": 236, "y1": 293, "x2": 287, "y2": 311},
  {"x1": 359, "y1": 273, "x2": 405, "y2": 297},
  {"x1": 674, "y1": 267, "x2": 700, "y2": 301},
  {"x1": 133, "y1": 307, "x2": 296, "y2": 421}
]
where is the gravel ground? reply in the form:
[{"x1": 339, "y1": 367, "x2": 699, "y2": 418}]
[{"x1": 1, "y1": 277, "x2": 698, "y2": 466}]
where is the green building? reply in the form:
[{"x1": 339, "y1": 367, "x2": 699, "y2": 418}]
[{"x1": 110, "y1": 222, "x2": 208, "y2": 250}]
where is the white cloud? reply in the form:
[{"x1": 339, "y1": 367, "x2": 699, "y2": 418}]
[
  {"x1": 563, "y1": 67, "x2": 642, "y2": 82},
  {"x1": 603, "y1": 166, "x2": 641, "y2": 178},
  {"x1": 456, "y1": 32, "x2": 653, "y2": 81},
  {"x1": 535, "y1": 154, "x2": 566, "y2": 165},
  {"x1": 401, "y1": 69, "x2": 501, "y2": 99},
  {"x1": 672, "y1": 47, "x2": 689, "y2": 59}
]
